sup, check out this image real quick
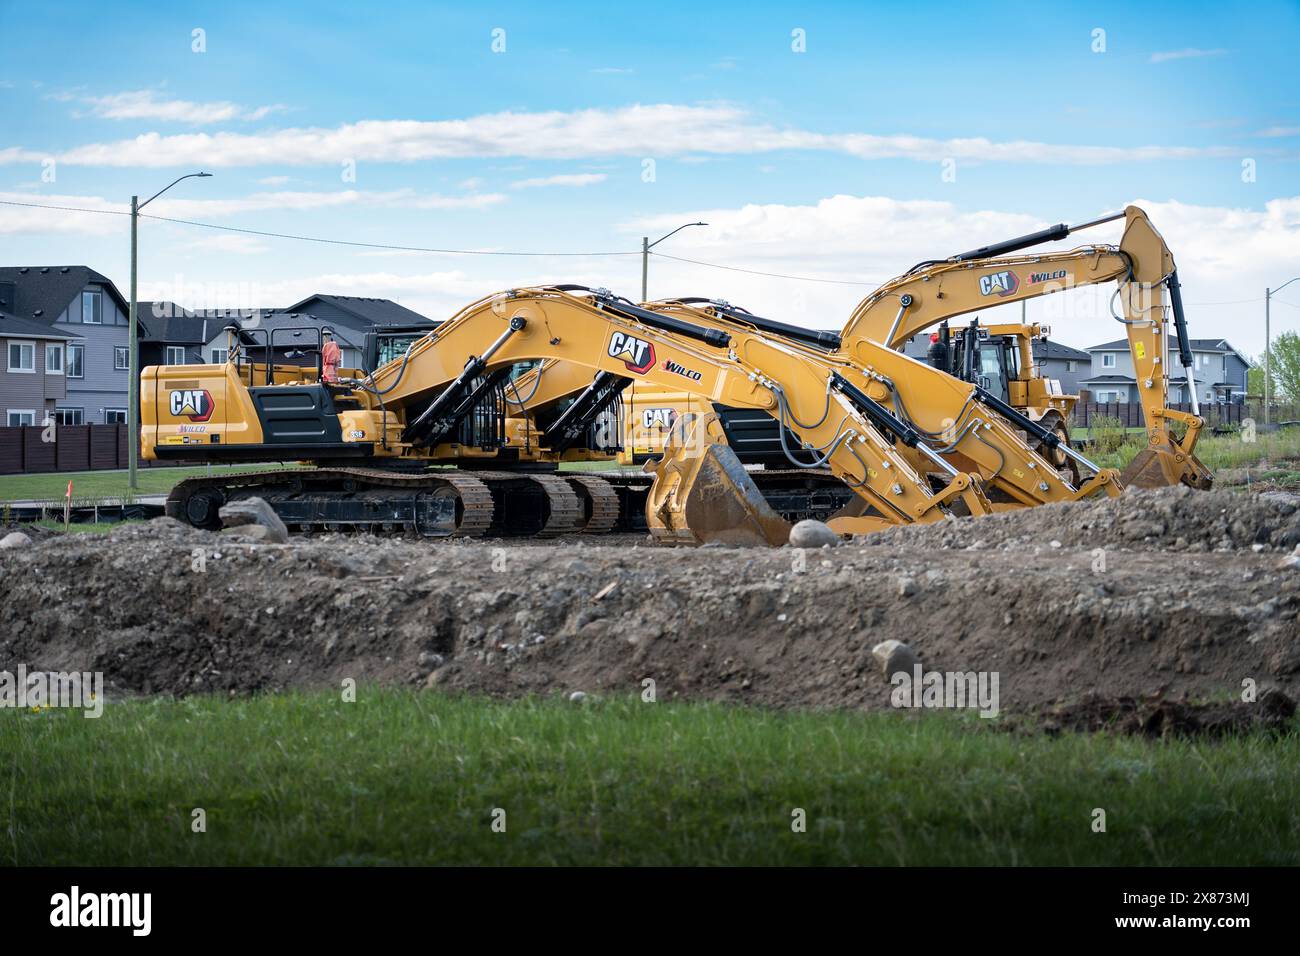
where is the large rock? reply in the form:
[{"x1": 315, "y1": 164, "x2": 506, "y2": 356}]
[
  {"x1": 872, "y1": 639, "x2": 919, "y2": 680},
  {"x1": 219, "y1": 497, "x2": 289, "y2": 544},
  {"x1": 0, "y1": 530, "x2": 32, "y2": 550},
  {"x1": 788, "y1": 519, "x2": 840, "y2": 549}
]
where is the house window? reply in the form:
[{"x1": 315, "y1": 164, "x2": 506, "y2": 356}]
[
  {"x1": 113, "y1": 346, "x2": 129, "y2": 370},
  {"x1": 67, "y1": 344, "x2": 84, "y2": 378},
  {"x1": 6, "y1": 410, "x2": 36, "y2": 426},
  {"x1": 55, "y1": 407, "x2": 83, "y2": 425},
  {"x1": 45, "y1": 343, "x2": 64, "y2": 374},
  {"x1": 1066, "y1": 360, "x2": 1076, "y2": 372},
  {"x1": 1102, "y1": 353, "x2": 1116, "y2": 368},
  {"x1": 82, "y1": 291, "x2": 103, "y2": 324},
  {"x1": 165, "y1": 346, "x2": 187, "y2": 365},
  {"x1": 7, "y1": 340, "x2": 35, "y2": 372},
  {"x1": 104, "y1": 408, "x2": 127, "y2": 424},
  {"x1": 211, "y1": 348, "x2": 229, "y2": 365}
]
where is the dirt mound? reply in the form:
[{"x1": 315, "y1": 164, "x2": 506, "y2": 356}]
[
  {"x1": 3, "y1": 501, "x2": 1299, "y2": 723},
  {"x1": 1021, "y1": 689, "x2": 1297, "y2": 738},
  {"x1": 860, "y1": 486, "x2": 1300, "y2": 554}
]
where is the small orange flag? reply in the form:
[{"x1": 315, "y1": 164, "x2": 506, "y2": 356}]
[{"x1": 66, "y1": 480, "x2": 73, "y2": 499}]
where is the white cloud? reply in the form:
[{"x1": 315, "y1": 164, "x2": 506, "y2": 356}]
[
  {"x1": 256, "y1": 175, "x2": 291, "y2": 186},
  {"x1": 0, "y1": 187, "x2": 506, "y2": 235},
  {"x1": 1149, "y1": 48, "x2": 1228, "y2": 64},
  {"x1": 0, "y1": 191, "x2": 126, "y2": 235},
  {"x1": 0, "y1": 104, "x2": 1245, "y2": 169},
  {"x1": 184, "y1": 234, "x2": 270, "y2": 255},
  {"x1": 590, "y1": 67, "x2": 633, "y2": 75},
  {"x1": 76, "y1": 89, "x2": 287, "y2": 124},
  {"x1": 1256, "y1": 126, "x2": 1300, "y2": 138},
  {"x1": 617, "y1": 194, "x2": 1300, "y2": 356},
  {"x1": 509, "y1": 173, "x2": 607, "y2": 189}
]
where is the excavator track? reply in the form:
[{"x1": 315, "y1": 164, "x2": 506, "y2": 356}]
[
  {"x1": 164, "y1": 462, "x2": 852, "y2": 541},
  {"x1": 564, "y1": 474, "x2": 622, "y2": 534},
  {"x1": 166, "y1": 466, "x2": 627, "y2": 539}
]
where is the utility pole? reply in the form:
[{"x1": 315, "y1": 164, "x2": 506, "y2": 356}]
[
  {"x1": 1264, "y1": 276, "x2": 1300, "y2": 426},
  {"x1": 128, "y1": 172, "x2": 212, "y2": 492},
  {"x1": 641, "y1": 221, "x2": 707, "y2": 302}
]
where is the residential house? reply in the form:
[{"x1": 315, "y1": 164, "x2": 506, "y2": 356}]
[
  {"x1": 0, "y1": 266, "x2": 135, "y2": 425},
  {"x1": 139, "y1": 301, "x2": 220, "y2": 368},
  {"x1": 202, "y1": 296, "x2": 435, "y2": 374},
  {"x1": 1030, "y1": 339, "x2": 1091, "y2": 395},
  {"x1": 0, "y1": 297, "x2": 76, "y2": 426},
  {"x1": 1081, "y1": 338, "x2": 1249, "y2": 405}
]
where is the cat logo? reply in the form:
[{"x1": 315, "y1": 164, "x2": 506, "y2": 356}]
[
  {"x1": 642, "y1": 407, "x2": 678, "y2": 430},
  {"x1": 979, "y1": 270, "x2": 1020, "y2": 297},
  {"x1": 608, "y1": 331, "x2": 656, "y2": 374},
  {"x1": 169, "y1": 388, "x2": 214, "y2": 422}
]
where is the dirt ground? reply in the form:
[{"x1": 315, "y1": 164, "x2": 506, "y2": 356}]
[{"x1": 2, "y1": 486, "x2": 1298, "y2": 725}]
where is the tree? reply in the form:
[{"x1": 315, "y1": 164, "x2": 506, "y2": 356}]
[{"x1": 1265, "y1": 331, "x2": 1300, "y2": 403}]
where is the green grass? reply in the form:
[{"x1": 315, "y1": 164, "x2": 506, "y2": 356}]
[
  {"x1": 0, "y1": 463, "x2": 296, "y2": 503},
  {"x1": 559, "y1": 458, "x2": 635, "y2": 472},
  {"x1": 1088, "y1": 426, "x2": 1300, "y2": 472},
  {"x1": 2, "y1": 690, "x2": 1296, "y2": 866}
]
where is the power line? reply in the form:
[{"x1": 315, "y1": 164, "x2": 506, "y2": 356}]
[
  {"x1": 650, "y1": 250, "x2": 881, "y2": 286},
  {"x1": 1, "y1": 197, "x2": 1291, "y2": 308},
  {"x1": 0, "y1": 198, "x2": 638, "y2": 258}
]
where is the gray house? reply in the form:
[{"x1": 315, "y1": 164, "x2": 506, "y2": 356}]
[
  {"x1": 1031, "y1": 339, "x2": 1091, "y2": 395},
  {"x1": 0, "y1": 266, "x2": 135, "y2": 425},
  {"x1": 0, "y1": 305, "x2": 76, "y2": 425},
  {"x1": 1081, "y1": 338, "x2": 1249, "y2": 405},
  {"x1": 202, "y1": 295, "x2": 434, "y2": 373}
]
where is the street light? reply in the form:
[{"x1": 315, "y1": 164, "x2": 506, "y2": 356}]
[
  {"x1": 1265, "y1": 276, "x2": 1300, "y2": 425},
  {"x1": 128, "y1": 172, "x2": 212, "y2": 492},
  {"x1": 641, "y1": 221, "x2": 707, "y2": 301}
]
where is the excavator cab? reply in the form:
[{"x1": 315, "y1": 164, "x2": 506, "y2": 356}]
[{"x1": 929, "y1": 319, "x2": 1018, "y2": 406}]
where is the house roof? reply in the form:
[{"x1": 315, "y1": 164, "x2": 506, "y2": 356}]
[
  {"x1": 138, "y1": 303, "x2": 215, "y2": 345},
  {"x1": 0, "y1": 266, "x2": 130, "y2": 324},
  {"x1": 1079, "y1": 374, "x2": 1137, "y2": 384},
  {"x1": 0, "y1": 311, "x2": 77, "y2": 341},
  {"x1": 1033, "y1": 339, "x2": 1091, "y2": 361},
  {"x1": 1087, "y1": 337, "x2": 1239, "y2": 354},
  {"x1": 225, "y1": 312, "x2": 366, "y2": 350},
  {"x1": 283, "y1": 293, "x2": 433, "y2": 327}
]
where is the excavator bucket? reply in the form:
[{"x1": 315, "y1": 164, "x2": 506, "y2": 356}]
[
  {"x1": 1121, "y1": 440, "x2": 1214, "y2": 490},
  {"x1": 644, "y1": 412, "x2": 792, "y2": 547}
]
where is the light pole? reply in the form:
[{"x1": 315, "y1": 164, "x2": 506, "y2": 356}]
[
  {"x1": 128, "y1": 172, "x2": 212, "y2": 492},
  {"x1": 641, "y1": 221, "x2": 707, "y2": 301},
  {"x1": 1264, "y1": 276, "x2": 1300, "y2": 425}
]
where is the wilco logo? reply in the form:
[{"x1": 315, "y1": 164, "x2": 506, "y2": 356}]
[
  {"x1": 50, "y1": 885, "x2": 151, "y2": 936},
  {"x1": 979, "y1": 270, "x2": 1020, "y2": 297},
  {"x1": 608, "y1": 331, "x2": 656, "y2": 373},
  {"x1": 642, "y1": 407, "x2": 678, "y2": 429},
  {"x1": 168, "y1": 388, "x2": 213, "y2": 422},
  {"x1": 1028, "y1": 268, "x2": 1069, "y2": 285},
  {"x1": 663, "y1": 359, "x2": 702, "y2": 381}
]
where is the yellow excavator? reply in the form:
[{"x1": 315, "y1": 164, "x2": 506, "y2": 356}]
[
  {"x1": 146, "y1": 286, "x2": 1001, "y2": 543},
  {"x1": 141, "y1": 208, "x2": 1211, "y2": 545},
  {"x1": 623, "y1": 205, "x2": 1212, "y2": 492}
]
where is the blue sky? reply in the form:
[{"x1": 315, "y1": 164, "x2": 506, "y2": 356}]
[{"x1": 1, "y1": 0, "x2": 1298, "y2": 351}]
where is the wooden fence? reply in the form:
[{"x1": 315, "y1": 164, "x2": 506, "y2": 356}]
[
  {"x1": 0, "y1": 424, "x2": 182, "y2": 475},
  {"x1": 1069, "y1": 402, "x2": 1300, "y2": 430}
]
